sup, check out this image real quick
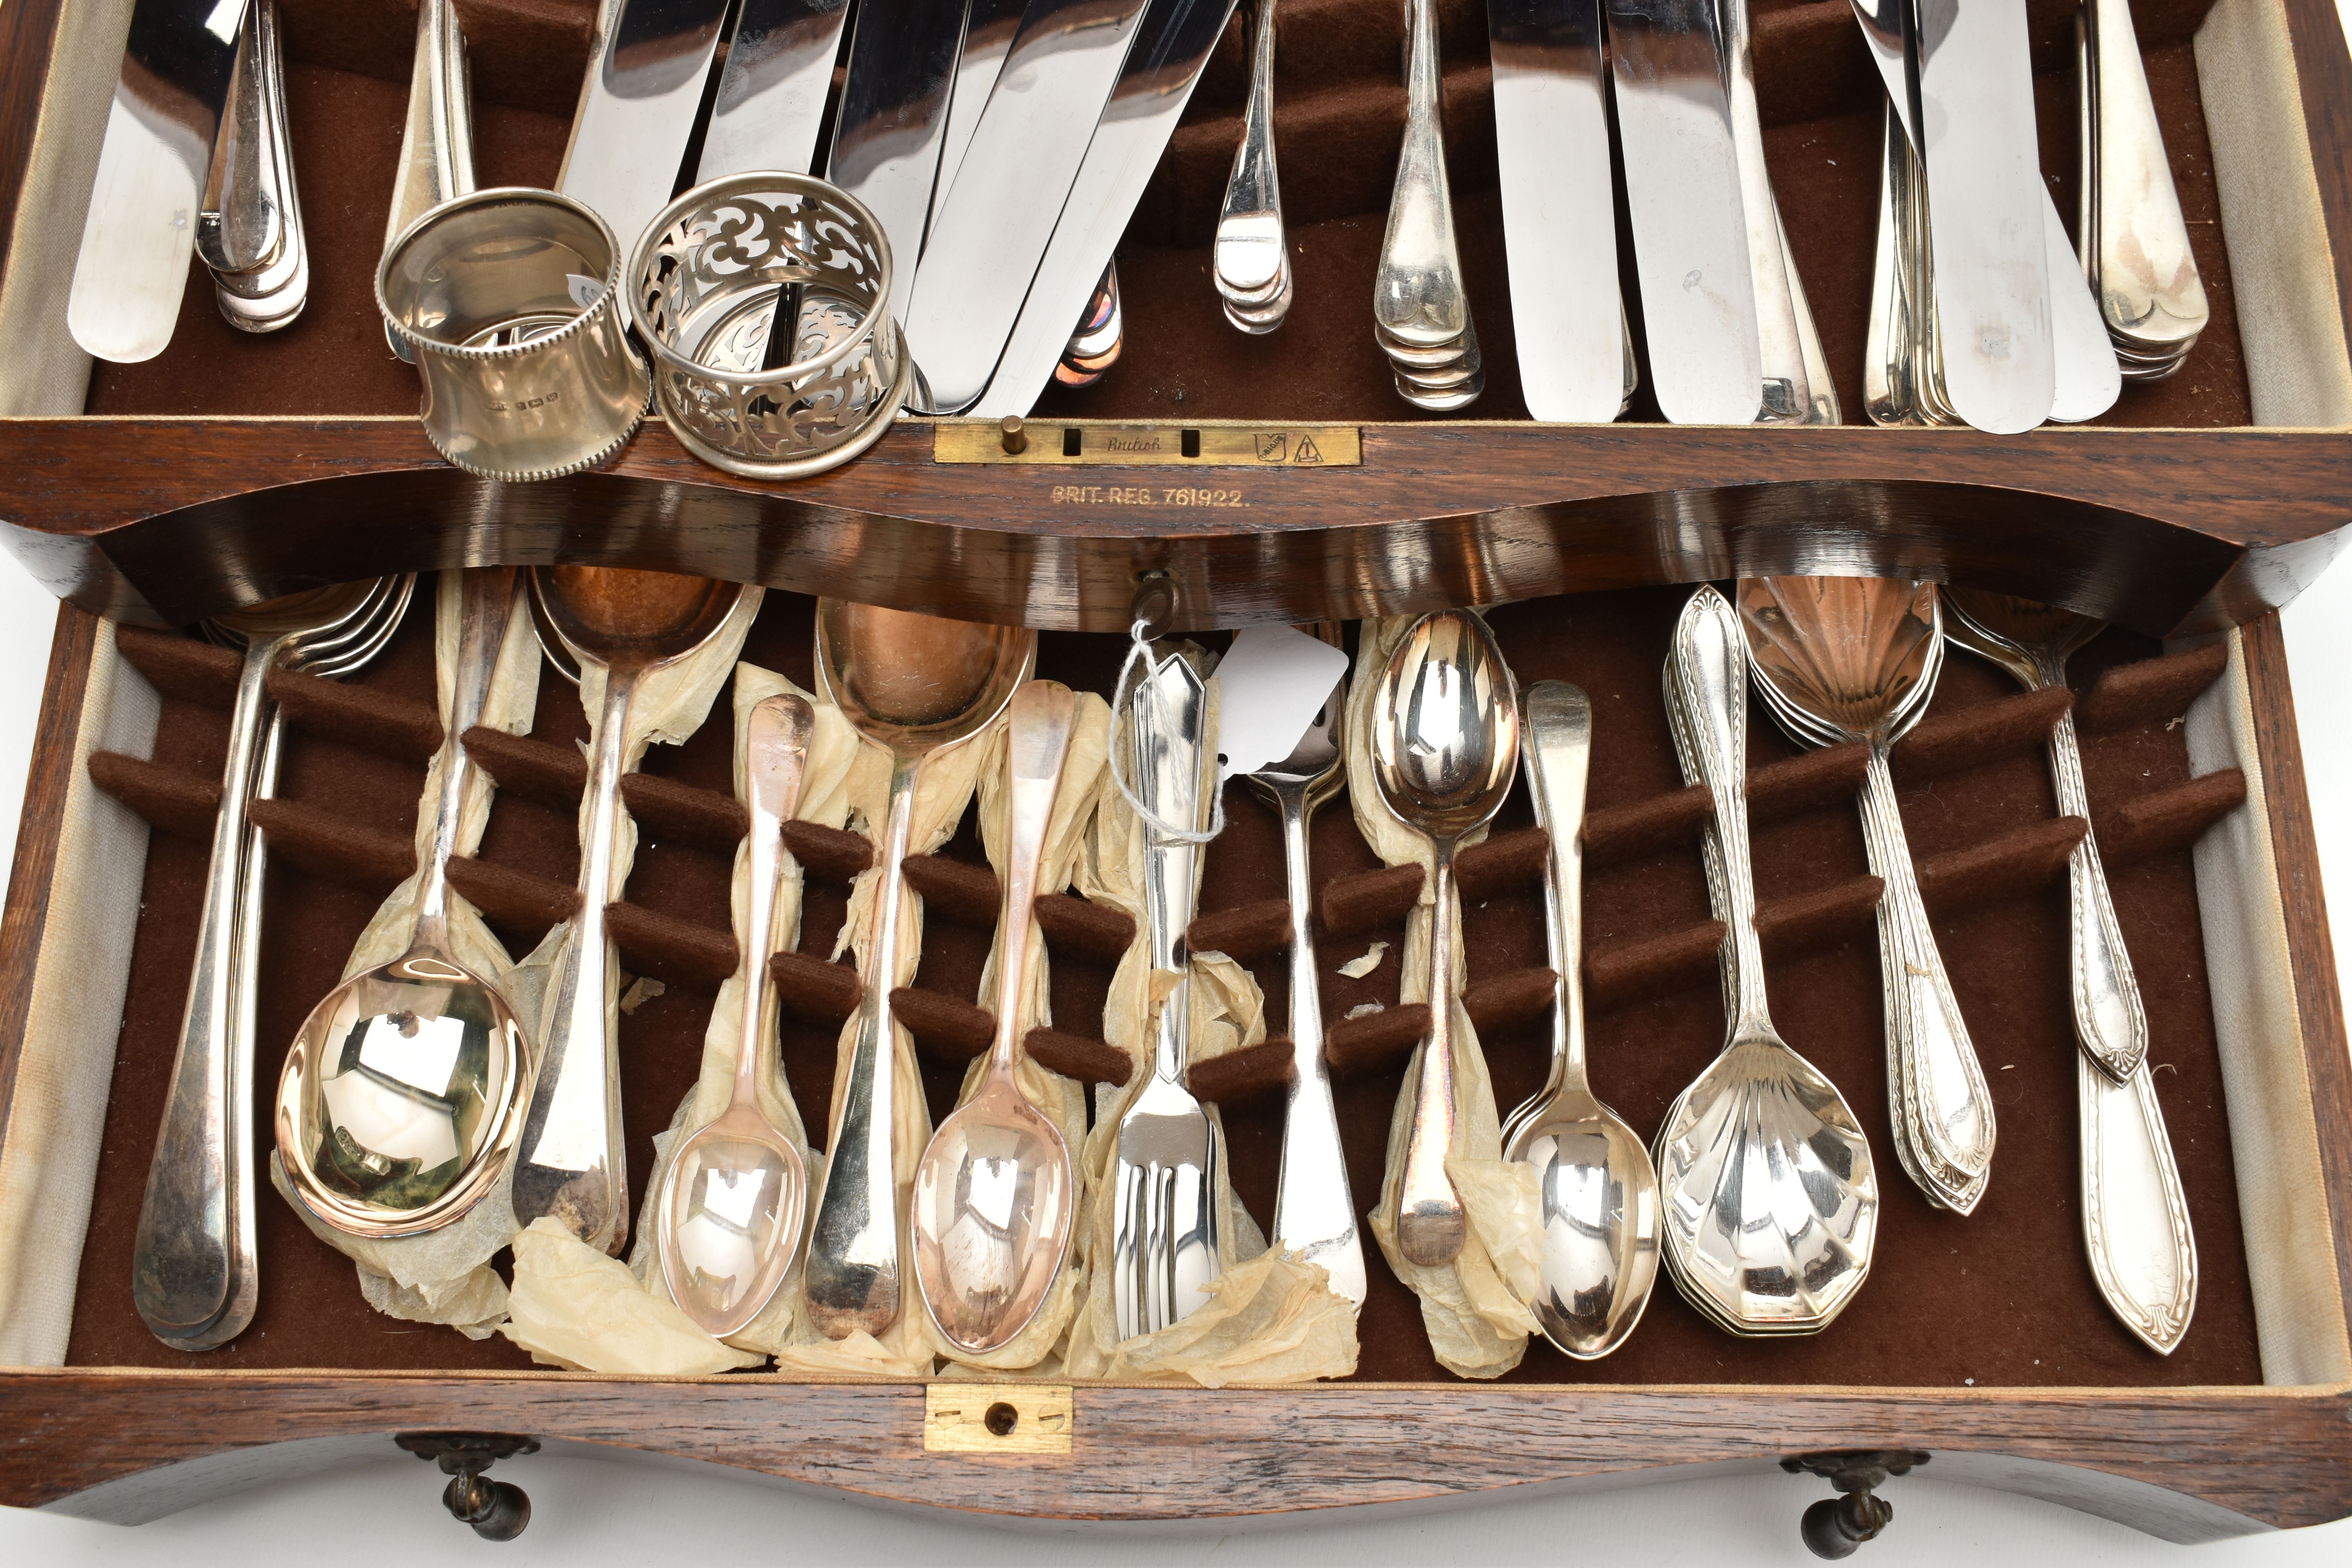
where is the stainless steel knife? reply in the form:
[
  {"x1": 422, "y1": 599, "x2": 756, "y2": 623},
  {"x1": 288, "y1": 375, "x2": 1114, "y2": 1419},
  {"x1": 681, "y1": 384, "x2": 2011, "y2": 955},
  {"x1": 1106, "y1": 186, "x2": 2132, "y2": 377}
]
[
  {"x1": 931, "y1": 0, "x2": 1029, "y2": 236},
  {"x1": 828, "y1": 0, "x2": 973, "y2": 329},
  {"x1": 694, "y1": 0, "x2": 854, "y2": 181},
  {"x1": 902, "y1": 0, "x2": 1158, "y2": 414},
  {"x1": 557, "y1": 0, "x2": 732, "y2": 255},
  {"x1": 1908, "y1": 0, "x2": 2054, "y2": 433},
  {"x1": 68, "y1": 0, "x2": 252, "y2": 363},
  {"x1": 1488, "y1": 0, "x2": 1623, "y2": 423},
  {"x1": 1847, "y1": 0, "x2": 2112, "y2": 425},
  {"x1": 1602, "y1": 0, "x2": 1760, "y2": 425},
  {"x1": 968, "y1": 0, "x2": 1240, "y2": 418}
]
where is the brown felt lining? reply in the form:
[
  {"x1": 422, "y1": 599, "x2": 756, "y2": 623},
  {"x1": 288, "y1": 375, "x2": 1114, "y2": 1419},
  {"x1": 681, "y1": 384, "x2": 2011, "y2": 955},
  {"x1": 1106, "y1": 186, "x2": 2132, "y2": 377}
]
[
  {"x1": 68, "y1": 576, "x2": 2260, "y2": 1389},
  {"x1": 82, "y1": 0, "x2": 2252, "y2": 428}
]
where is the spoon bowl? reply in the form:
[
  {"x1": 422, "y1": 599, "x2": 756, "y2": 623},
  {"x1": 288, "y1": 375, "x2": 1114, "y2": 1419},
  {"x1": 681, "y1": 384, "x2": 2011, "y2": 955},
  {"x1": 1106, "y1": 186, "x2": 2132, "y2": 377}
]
[
  {"x1": 815, "y1": 601, "x2": 1033, "y2": 751},
  {"x1": 910, "y1": 681, "x2": 1078, "y2": 1356},
  {"x1": 1370, "y1": 611, "x2": 1520, "y2": 1269}
]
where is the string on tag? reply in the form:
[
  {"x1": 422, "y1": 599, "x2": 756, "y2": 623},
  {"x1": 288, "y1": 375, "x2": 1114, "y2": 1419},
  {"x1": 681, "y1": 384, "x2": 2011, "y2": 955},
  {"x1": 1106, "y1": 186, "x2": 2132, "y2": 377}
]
[{"x1": 1105, "y1": 615, "x2": 1226, "y2": 846}]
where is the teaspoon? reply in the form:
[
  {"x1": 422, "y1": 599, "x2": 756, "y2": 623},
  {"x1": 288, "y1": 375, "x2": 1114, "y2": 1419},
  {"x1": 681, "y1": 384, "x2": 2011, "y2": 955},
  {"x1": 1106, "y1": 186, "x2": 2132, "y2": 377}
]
[
  {"x1": 656, "y1": 692, "x2": 816, "y2": 1338},
  {"x1": 1370, "y1": 610, "x2": 1521, "y2": 1269},
  {"x1": 804, "y1": 602, "x2": 1034, "y2": 1340},
  {"x1": 1738, "y1": 577, "x2": 1996, "y2": 1214},
  {"x1": 1504, "y1": 681, "x2": 1661, "y2": 1358},
  {"x1": 511, "y1": 568, "x2": 750, "y2": 1255},
  {"x1": 1658, "y1": 586, "x2": 1877, "y2": 1335},
  {"x1": 911, "y1": 681, "x2": 1080, "y2": 1356},
  {"x1": 276, "y1": 569, "x2": 531, "y2": 1239}
]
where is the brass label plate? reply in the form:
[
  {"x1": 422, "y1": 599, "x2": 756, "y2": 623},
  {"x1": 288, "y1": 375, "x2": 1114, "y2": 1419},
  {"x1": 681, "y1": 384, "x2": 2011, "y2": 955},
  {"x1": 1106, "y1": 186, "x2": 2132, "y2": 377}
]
[
  {"x1": 933, "y1": 420, "x2": 1360, "y2": 467},
  {"x1": 922, "y1": 1383, "x2": 1074, "y2": 1455}
]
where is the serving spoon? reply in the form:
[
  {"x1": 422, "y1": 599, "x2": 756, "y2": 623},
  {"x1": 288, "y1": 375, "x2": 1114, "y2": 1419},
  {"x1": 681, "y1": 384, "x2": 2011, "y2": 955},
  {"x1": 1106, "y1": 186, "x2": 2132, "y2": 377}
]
[
  {"x1": 1370, "y1": 610, "x2": 1520, "y2": 1269},
  {"x1": 276, "y1": 568, "x2": 531, "y2": 1239},
  {"x1": 657, "y1": 692, "x2": 816, "y2": 1337},
  {"x1": 911, "y1": 680, "x2": 1080, "y2": 1355},
  {"x1": 510, "y1": 568, "x2": 749, "y2": 1254},
  {"x1": 1503, "y1": 681, "x2": 1661, "y2": 1358},
  {"x1": 804, "y1": 601, "x2": 1034, "y2": 1340},
  {"x1": 1737, "y1": 576, "x2": 1996, "y2": 1214},
  {"x1": 1657, "y1": 586, "x2": 1877, "y2": 1335}
]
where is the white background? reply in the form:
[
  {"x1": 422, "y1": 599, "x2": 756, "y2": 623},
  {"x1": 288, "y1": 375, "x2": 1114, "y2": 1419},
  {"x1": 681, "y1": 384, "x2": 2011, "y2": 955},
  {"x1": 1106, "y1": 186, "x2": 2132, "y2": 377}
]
[{"x1": 8, "y1": 7, "x2": 2352, "y2": 1547}]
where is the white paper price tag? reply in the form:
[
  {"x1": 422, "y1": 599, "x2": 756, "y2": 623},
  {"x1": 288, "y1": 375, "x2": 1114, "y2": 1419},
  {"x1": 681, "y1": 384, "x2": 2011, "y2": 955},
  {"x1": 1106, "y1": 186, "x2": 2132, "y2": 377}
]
[{"x1": 1214, "y1": 624, "x2": 1351, "y2": 783}]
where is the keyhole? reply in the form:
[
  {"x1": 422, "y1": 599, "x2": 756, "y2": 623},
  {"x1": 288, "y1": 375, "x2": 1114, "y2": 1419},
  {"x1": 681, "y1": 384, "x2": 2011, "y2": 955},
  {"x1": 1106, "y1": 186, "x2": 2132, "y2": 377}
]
[{"x1": 983, "y1": 1402, "x2": 1018, "y2": 1437}]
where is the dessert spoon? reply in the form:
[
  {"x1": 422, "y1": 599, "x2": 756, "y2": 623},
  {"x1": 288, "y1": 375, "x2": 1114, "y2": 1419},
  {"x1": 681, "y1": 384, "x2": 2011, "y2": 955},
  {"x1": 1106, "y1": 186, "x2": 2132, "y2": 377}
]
[
  {"x1": 1504, "y1": 681, "x2": 1660, "y2": 1357},
  {"x1": 804, "y1": 602, "x2": 1034, "y2": 1339},
  {"x1": 1738, "y1": 576, "x2": 1996, "y2": 1213},
  {"x1": 1370, "y1": 610, "x2": 1520, "y2": 1269},
  {"x1": 656, "y1": 692, "x2": 815, "y2": 1336},
  {"x1": 1657, "y1": 586, "x2": 1877, "y2": 1335},
  {"x1": 511, "y1": 568, "x2": 749, "y2": 1255},
  {"x1": 276, "y1": 569, "x2": 530, "y2": 1240},
  {"x1": 912, "y1": 680, "x2": 1080, "y2": 1355}
]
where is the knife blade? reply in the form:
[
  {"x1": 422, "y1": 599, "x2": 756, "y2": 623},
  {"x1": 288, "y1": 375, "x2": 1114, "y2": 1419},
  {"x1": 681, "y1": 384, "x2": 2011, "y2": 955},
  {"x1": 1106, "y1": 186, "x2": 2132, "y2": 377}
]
[
  {"x1": 827, "y1": 0, "x2": 973, "y2": 330},
  {"x1": 557, "y1": 0, "x2": 732, "y2": 255},
  {"x1": 931, "y1": 0, "x2": 1029, "y2": 234},
  {"x1": 694, "y1": 0, "x2": 854, "y2": 181},
  {"x1": 68, "y1": 0, "x2": 252, "y2": 363},
  {"x1": 1488, "y1": 0, "x2": 1623, "y2": 423},
  {"x1": 1908, "y1": 0, "x2": 2053, "y2": 433},
  {"x1": 902, "y1": 0, "x2": 1158, "y2": 414},
  {"x1": 1602, "y1": 0, "x2": 1761, "y2": 425},
  {"x1": 968, "y1": 0, "x2": 1240, "y2": 418},
  {"x1": 1847, "y1": 0, "x2": 2112, "y2": 424}
]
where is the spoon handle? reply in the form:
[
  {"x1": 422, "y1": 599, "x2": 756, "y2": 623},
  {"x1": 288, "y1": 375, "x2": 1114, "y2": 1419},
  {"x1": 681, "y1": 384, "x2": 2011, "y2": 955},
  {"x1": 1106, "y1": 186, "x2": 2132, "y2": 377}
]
[
  {"x1": 1522, "y1": 683, "x2": 1593, "y2": 1101},
  {"x1": 132, "y1": 637, "x2": 279, "y2": 1348},
  {"x1": 414, "y1": 568, "x2": 517, "y2": 945},
  {"x1": 1374, "y1": 0, "x2": 1468, "y2": 346},
  {"x1": 1668, "y1": 587, "x2": 1770, "y2": 1036},
  {"x1": 1271, "y1": 778, "x2": 1365, "y2": 1305},
  {"x1": 733, "y1": 695, "x2": 816, "y2": 1107},
  {"x1": 2078, "y1": 1048, "x2": 2197, "y2": 1353},
  {"x1": 1214, "y1": 0, "x2": 1282, "y2": 289},
  {"x1": 989, "y1": 683, "x2": 1076, "y2": 1076},
  {"x1": 509, "y1": 666, "x2": 640, "y2": 1255},
  {"x1": 803, "y1": 753, "x2": 919, "y2": 1339},
  {"x1": 1396, "y1": 842, "x2": 1468, "y2": 1268},
  {"x1": 2046, "y1": 705, "x2": 2150, "y2": 1082},
  {"x1": 1858, "y1": 747, "x2": 1997, "y2": 1209},
  {"x1": 2081, "y1": 0, "x2": 2207, "y2": 358},
  {"x1": 1721, "y1": 0, "x2": 1809, "y2": 423}
]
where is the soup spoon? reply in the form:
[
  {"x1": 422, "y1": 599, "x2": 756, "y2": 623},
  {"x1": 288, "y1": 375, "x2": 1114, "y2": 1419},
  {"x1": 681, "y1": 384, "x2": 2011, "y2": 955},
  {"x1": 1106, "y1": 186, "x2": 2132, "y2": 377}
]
[
  {"x1": 911, "y1": 680, "x2": 1079, "y2": 1355},
  {"x1": 656, "y1": 692, "x2": 816, "y2": 1337},
  {"x1": 1370, "y1": 610, "x2": 1520, "y2": 1269},
  {"x1": 1738, "y1": 576, "x2": 1995, "y2": 1214},
  {"x1": 1503, "y1": 681, "x2": 1661, "y2": 1358},
  {"x1": 803, "y1": 601, "x2": 1034, "y2": 1339},
  {"x1": 276, "y1": 569, "x2": 531, "y2": 1239},
  {"x1": 1657, "y1": 586, "x2": 1877, "y2": 1335},
  {"x1": 511, "y1": 568, "x2": 750, "y2": 1254}
]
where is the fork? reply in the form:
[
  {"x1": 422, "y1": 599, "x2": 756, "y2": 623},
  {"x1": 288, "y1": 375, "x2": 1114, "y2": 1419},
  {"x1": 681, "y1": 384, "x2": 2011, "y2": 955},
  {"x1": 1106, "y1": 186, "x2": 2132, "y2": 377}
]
[{"x1": 1111, "y1": 642, "x2": 1224, "y2": 1341}]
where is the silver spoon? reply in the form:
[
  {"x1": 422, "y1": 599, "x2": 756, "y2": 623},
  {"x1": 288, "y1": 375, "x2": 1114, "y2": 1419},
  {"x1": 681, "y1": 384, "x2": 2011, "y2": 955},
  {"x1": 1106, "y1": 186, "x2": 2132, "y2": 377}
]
[
  {"x1": 804, "y1": 603, "x2": 1034, "y2": 1340},
  {"x1": 1245, "y1": 626, "x2": 1363, "y2": 1306},
  {"x1": 134, "y1": 575, "x2": 413, "y2": 1350},
  {"x1": 1504, "y1": 681, "x2": 1661, "y2": 1359},
  {"x1": 1738, "y1": 577, "x2": 1996, "y2": 1214},
  {"x1": 510, "y1": 568, "x2": 750, "y2": 1255},
  {"x1": 912, "y1": 680, "x2": 1080, "y2": 1356},
  {"x1": 657, "y1": 692, "x2": 816, "y2": 1338},
  {"x1": 276, "y1": 569, "x2": 531, "y2": 1240},
  {"x1": 1657, "y1": 586, "x2": 1877, "y2": 1335},
  {"x1": 1939, "y1": 588, "x2": 2193, "y2": 1351},
  {"x1": 1370, "y1": 610, "x2": 1521, "y2": 1269}
]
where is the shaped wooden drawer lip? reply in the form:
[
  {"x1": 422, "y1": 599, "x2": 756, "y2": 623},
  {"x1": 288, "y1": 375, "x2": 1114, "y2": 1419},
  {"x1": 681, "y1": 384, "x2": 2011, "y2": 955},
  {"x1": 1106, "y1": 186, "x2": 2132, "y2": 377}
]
[{"x1": 0, "y1": 417, "x2": 2345, "y2": 638}]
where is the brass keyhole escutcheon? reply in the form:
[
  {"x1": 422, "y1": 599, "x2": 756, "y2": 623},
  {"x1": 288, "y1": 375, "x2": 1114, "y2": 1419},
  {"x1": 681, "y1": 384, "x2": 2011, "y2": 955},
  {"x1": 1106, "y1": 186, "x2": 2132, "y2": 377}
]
[{"x1": 924, "y1": 1384, "x2": 1074, "y2": 1454}]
